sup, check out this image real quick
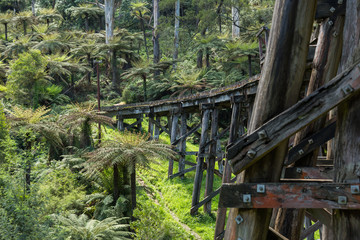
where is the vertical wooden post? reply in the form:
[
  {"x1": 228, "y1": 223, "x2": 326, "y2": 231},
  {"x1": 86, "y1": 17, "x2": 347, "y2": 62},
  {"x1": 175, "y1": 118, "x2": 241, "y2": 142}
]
[
  {"x1": 168, "y1": 111, "x2": 179, "y2": 178},
  {"x1": 191, "y1": 106, "x2": 210, "y2": 215},
  {"x1": 179, "y1": 112, "x2": 187, "y2": 178},
  {"x1": 136, "y1": 116, "x2": 143, "y2": 132},
  {"x1": 148, "y1": 109, "x2": 154, "y2": 140},
  {"x1": 204, "y1": 108, "x2": 219, "y2": 214},
  {"x1": 154, "y1": 116, "x2": 160, "y2": 140},
  {"x1": 117, "y1": 115, "x2": 124, "y2": 131},
  {"x1": 225, "y1": 1, "x2": 316, "y2": 239},
  {"x1": 333, "y1": 1, "x2": 360, "y2": 239},
  {"x1": 214, "y1": 98, "x2": 241, "y2": 239}
]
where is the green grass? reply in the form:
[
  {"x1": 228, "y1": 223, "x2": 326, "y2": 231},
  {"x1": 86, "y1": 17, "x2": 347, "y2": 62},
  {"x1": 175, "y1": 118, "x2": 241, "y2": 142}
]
[{"x1": 131, "y1": 119, "x2": 223, "y2": 240}]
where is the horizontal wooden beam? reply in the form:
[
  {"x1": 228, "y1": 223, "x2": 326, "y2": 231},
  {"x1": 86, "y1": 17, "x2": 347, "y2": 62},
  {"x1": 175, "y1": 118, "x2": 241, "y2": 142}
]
[
  {"x1": 283, "y1": 166, "x2": 333, "y2": 180},
  {"x1": 190, "y1": 187, "x2": 221, "y2": 215},
  {"x1": 286, "y1": 121, "x2": 336, "y2": 165},
  {"x1": 177, "y1": 151, "x2": 198, "y2": 156},
  {"x1": 219, "y1": 183, "x2": 360, "y2": 209},
  {"x1": 169, "y1": 166, "x2": 197, "y2": 179},
  {"x1": 227, "y1": 62, "x2": 360, "y2": 175}
]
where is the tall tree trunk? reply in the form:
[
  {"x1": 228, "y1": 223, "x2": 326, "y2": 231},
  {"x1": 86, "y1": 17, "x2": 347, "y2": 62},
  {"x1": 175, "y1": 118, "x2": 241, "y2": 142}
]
[
  {"x1": 333, "y1": 0, "x2": 360, "y2": 238},
  {"x1": 23, "y1": 21, "x2": 27, "y2": 35},
  {"x1": 84, "y1": 15, "x2": 89, "y2": 32},
  {"x1": 105, "y1": 0, "x2": 115, "y2": 44},
  {"x1": 224, "y1": 1, "x2": 316, "y2": 239},
  {"x1": 173, "y1": 0, "x2": 180, "y2": 69},
  {"x1": 87, "y1": 53, "x2": 92, "y2": 84},
  {"x1": 153, "y1": 0, "x2": 160, "y2": 76},
  {"x1": 112, "y1": 49, "x2": 117, "y2": 88},
  {"x1": 139, "y1": 11, "x2": 149, "y2": 60},
  {"x1": 31, "y1": 0, "x2": 36, "y2": 16},
  {"x1": 142, "y1": 75, "x2": 147, "y2": 101},
  {"x1": 4, "y1": 23, "x2": 8, "y2": 41},
  {"x1": 231, "y1": 4, "x2": 240, "y2": 38},
  {"x1": 197, "y1": 28, "x2": 206, "y2": 68}
]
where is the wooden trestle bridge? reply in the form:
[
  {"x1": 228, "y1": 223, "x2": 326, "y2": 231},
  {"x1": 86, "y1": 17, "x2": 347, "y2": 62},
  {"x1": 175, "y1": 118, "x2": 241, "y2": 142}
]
[{"x1": 103, "y1": 0, "x2": 360, "y2": 239}]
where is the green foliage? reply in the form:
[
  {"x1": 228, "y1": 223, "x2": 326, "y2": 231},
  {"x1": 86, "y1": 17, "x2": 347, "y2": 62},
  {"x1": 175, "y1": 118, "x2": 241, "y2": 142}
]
[
  {"x1": 6, "y1": 49, "x2": 48, "y2": 108},
  {"x1": 52, "y1": 213, "x2": 133, "y2": 240}
]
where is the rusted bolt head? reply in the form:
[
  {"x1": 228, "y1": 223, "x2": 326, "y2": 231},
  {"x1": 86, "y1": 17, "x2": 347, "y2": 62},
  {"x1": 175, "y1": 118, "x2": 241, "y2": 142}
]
[
  {"x1": 328, "y1": 20, "x2": 334, "y2": 26},
  {"x1": 333, "y1": 31, "x2": 338, "y2": 37},
  {"x1": 298, "y1": 149, "x2": 304, "y2": 155},
  {"x1": 330, "y1": 7, "x2": 336, "y2": 13},
  {"x1": 338, "y1": 196, "x2": 347, "y2": 205},
  {"x1": 338, "y1": 0, "x2": 343, "y2": 4},
  {"x1": 296, "y1": 168, "x2": 302, "y2": 174},
  {"x1": 308, "y1": 139, "x2": 314, "y2": 144},
  {"x1": 258, "y1": 130, "x2": 268, "y2": 140}
]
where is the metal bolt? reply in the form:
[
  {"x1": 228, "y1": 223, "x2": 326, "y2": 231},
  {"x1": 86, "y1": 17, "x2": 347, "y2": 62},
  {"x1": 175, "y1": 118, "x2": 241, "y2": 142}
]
[
  {"x1": 333, "y1": 31, "x2": 339, "y2": 37},
  {"x1": 247, "y1": 149, "x2": 257, "y2": 159},
  {"x1": 342, "y1": 84, "x2": 354, "y2": 95},
  {"x1": 298, "y1": 149, "x2": 305, "y2": 155},
  {"x1": 351, "y1": 185, "x2": 360, "y2": 194},
  {"x1": 338, "y1": 196, "x2": 347, "y2": 205},
  {"x1": 338, "y1": 0, "x2": 343, "y2": 4},
  {"x1": 304, "y1": 176, "x2": 310, "y2": 179},
  {"x1": 328, "y1": 20, "x2": 334, "y2": 26},
  {"x1": 308, "y1": 139, "x2": 314, "y2": 144},
  {"x1": 296, "y1": 168, "x2": 302, "y2": 174},
  {"x1": 330, "y1": 7, "x2": 336, "y2": 13},
  {"x1": 235, "y1": 214, "x2": 243, "y2": 224},
  {"x1": 243, "y1": 194, "x2": 251, "y2": 203},
  {"x1": 238, "y1": 238, "x2": 243, "y2": 240},
  {"x1": 257, "y1": 184, "x2": 265, "y2": 193},
  {"x1": 258, "y1": 130, "x2": 268, "y2": 140}
]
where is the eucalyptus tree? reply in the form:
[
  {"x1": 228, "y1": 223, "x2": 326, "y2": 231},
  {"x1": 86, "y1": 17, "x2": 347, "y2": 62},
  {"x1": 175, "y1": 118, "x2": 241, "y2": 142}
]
[{"x1": 83, "y1": 130, "x2": 175, "y2": 209}]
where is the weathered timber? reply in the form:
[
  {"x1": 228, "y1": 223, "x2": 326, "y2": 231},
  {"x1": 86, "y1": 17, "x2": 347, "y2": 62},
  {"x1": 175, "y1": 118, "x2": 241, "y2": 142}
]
[
  {"x1": 333, "y1": 1, "x2": 360, "y2": 239},
  {"x1": 173, "y1": 123, "x2": 201, "y2": 145},
  {"x1": 148, "y1": 111, "x2": 154, "y2": 139},
  {"x1": 169, "y1": 166, "x2": 197, "y2": 179},
  {"x1": 178, "y1": 113, "x2": 187, "y2": 178},
  {"x1": 307, "y1": 209, "x2": 332, "y2": 227},
  {"x1": 228, "y1": 61, "x2": 360, "y2": 175},
  {"x1": 150, "y1": 117, "x2": 170, "y2": 135},
  {"x1": 191, "y1": 109, "x2": 210, "y2": 215},
  {"x1": 204, "y1": 108, "x2": 219, "y2": 214},
  {"x1": 219, "y1": 183, "x2": 360, "y2": 209},
  {"x1": 315, "y1": 0, "x2": 346, "y2": 20},
  {"x1": 287, "y1": 121, "x2": 336, "y2": 165},
  {"x1": 176, "y1": 151, "x2": 198, "y2": 156},
  {"x1": 268, "y1": 227, "x2": 289, "y2": 240},
  {"x1": 225, "y1": 1, "x2": 317, "y2": 239},
  {"x1": 102, "y1": 75, "x2": 259, "y2": 117},
  {"x1": 300, "y1": 221, "x2": 322, "y2": 240},
  {"x1": 124, "y1": 118, "x2": 143, "y2": 131},
  {"x1": 214, "y1": 100, "x2": 241, "y2": 240},
  {"x1": 153, "y1": 116, "x2": 160, "y2": 140},
  {"x1": 168, "y1": 113, "x2": 179, "y2": 177},
  {"x1": 203, "y1": 126, "x2": 230, "y2": 151},
  {"x1": 283, "y1": 167, "x2": 333, "y2": 180},
  {"x1": 191, "y1": 187, "x2": 221, "y2": 215}
]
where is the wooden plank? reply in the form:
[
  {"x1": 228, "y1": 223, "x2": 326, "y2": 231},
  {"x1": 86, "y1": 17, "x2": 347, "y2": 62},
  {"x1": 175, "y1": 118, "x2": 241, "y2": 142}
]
[
  {"x1": 191, "y1": 187, "x2": 221, "y2": 215},
  {"x1": 168, "y1": 114, "x2": 179, "y2": 177},
  {"x1": 283, "y1": 166, "x2": 333, "y2": 180},
  {"x1": 268, "y1": 227, "x2": 289, "y2": 240},
  {"x1": 203, "y1": 125, "x2": 230, "y2": 150},
  {"x1": 150, "y1": 117, "x2": 170, "y2": 135},
  {"x1": 191, "y1": 109, "x2": 210, "y2": 215},
  {"x1": 124, "y1": 118, "x2": 143, "y2": 130},
  {"x1": 169, "y1": 166, "x2": 197, "y2": 179},
  {"x1": 315, "y1": 0, "x2": 346, "y2": 20},
  {"x1": 227, "y1": 62, "x2": 360, "y2": 175},
  {"x1": 176, "y1": 151, "x2": 198, "y2": 156},
  {"x1": 219, "y1": 183, "x2": 360, "y2": 209},
  {"x1": 173, "y1": 123, "x2": 201, "y2": 145},
  {"x1": 287, "y1": 121, "x2": 336, "y2": 165},
  {"x1": 178, "y1": 113, "x2": 187, "y2": 178},
  {"x1": 306, "y1": 209, "x2": 332, "y2": 227},
  {"x1": 300, "y1": 221, "x2": 322, "y2": 240}
]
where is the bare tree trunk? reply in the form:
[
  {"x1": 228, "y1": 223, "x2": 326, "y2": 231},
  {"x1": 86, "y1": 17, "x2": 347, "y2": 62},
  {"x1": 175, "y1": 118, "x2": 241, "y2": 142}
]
[
  {"x1": 231, "y1": 4, "x2": 240, "y2": 38},
  {"x1": 173, "y1": 0, "x2": 180, "y2": 69},
  {"x1": 105, "y1": 0, "x2": 115, "y2": 44},
  {"x1": 112, "y1": 49, "x2": 117, "y2": 88},
  {"x1": 225, "y1": 1, "x2": 316, "y2": 239},
  {"x1": 31, "y1": 0, "x2": 36, "y2": 16},
  {"x1": 153, "y1": 0, "x2": 160, "y2": 76},
  {"x1": 139, "y1": 11, "x2": 149, "y2": 60}
]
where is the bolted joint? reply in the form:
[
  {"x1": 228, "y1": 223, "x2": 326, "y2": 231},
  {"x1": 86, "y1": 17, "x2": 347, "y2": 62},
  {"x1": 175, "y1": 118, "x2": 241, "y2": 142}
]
[
  {"x1": 308, "y1": 139, "x2": 314, "y2": 144},
  {"x1": 351, "y1": 185, "x2": 360, "y2": 194},
  {"x1": 257, "y1": 184, "x2": 265, "y2": 193},
  {"x1": 243, "y1": 194, "x2": 251, "y2": 203},
  {"x1": 296, "y1": 168, "x2": 302, "y2": 174},
  {"x1": 235, "y1": 214, "x2": 243, "y2": 224},
  {"x1": 342, "y1": 84, "x2": 354, "y2": 96},
  {"x1": 257, "y1": 130, "x2": 268, "y2": 140},
  {"x1": 330, "y1": 7, "x2": 336, "y2": 13},
  {"x1": 328, "y1": 20, "x2": 334, "y2": 26},
  {"x1": 247, "y1": 149, "x2": 257, "y2": 159},
  {"x1": 298, "y1": 149, "x2": 305, "y2": 155},
  {"x1": 338, "y1": 196, "x2": 347, "y2": 205},
  {"x1": 338, "y1": 0, "x2": 343, "y2": 4}
]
